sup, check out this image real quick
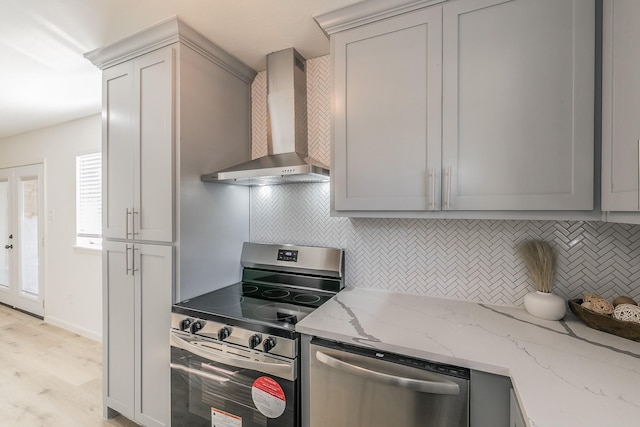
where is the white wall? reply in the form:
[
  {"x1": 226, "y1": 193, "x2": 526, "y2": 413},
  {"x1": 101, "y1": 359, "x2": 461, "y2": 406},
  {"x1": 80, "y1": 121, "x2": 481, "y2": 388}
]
[{"x1": 0, "y1": 114, "x2": 102, "y2": 341}]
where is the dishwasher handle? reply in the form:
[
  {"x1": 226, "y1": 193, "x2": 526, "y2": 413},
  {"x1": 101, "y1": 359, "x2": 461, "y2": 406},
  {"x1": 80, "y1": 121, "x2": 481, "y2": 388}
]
[{"x1": 315, "y1": 350, "x2": 460, "y2": 396}]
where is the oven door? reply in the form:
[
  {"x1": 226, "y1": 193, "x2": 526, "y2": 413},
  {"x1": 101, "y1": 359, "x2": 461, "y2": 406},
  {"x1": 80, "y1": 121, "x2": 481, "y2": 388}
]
[{"x1": 171, "y1": 332, "x2": 298, "y2": 427}]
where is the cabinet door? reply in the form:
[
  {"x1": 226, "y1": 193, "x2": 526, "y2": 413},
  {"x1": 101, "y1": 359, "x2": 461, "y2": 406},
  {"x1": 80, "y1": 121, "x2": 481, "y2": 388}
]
[
  {"x1": 333, "y1": 7, "x2": 442, "y2": 211},
  {"x1": 133, "y1": 48, "x2": 175, "y2": 242},
  {"x1": 134, "y1": 243, "x2": 173, "y2": 427},
  {"x1": 442, "y1": 0, "x2": 594, "y2": 210},
  {"x1": 103, "y1": 241, "x2": 135, "y2": 418},
  {"x1": 602, "y1": 0, "x2": 640, "y2": 211},
  {"x1": 103, "y1": 63, "x2": 134, "y2": 239}
]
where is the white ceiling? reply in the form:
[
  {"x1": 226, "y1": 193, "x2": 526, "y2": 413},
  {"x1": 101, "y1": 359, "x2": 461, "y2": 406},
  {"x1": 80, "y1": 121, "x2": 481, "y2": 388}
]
[{"x1": 0, "y1": 0, "x2": 362, "y2": 139}]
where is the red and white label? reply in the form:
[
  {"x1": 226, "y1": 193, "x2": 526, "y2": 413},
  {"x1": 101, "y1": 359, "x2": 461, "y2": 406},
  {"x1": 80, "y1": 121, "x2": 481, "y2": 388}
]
[
  {"x1": 251, "y1": 376, "x2": 286, "y2": 418},
  {"x1": 211, "y1": 407, "x2": 242, "y2": 427}
]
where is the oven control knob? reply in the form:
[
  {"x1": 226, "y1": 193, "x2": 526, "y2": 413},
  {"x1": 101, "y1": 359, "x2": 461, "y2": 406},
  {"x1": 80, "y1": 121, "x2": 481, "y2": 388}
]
[
  {"x1": 248, "y1": 334, "x2": 262, "y2": 349},
  {"x1": 262, "y1": 337, "x2": 276, "y2": 353},
  {"x1": 190, "y1": 321, "x2": 204, "y2": 334},
  {"x1": 179, "y1": 318, "x2": 192, "y2": 331},
  {"x1": 218, "y1": 327, "x2": 231, "y2": 341}
]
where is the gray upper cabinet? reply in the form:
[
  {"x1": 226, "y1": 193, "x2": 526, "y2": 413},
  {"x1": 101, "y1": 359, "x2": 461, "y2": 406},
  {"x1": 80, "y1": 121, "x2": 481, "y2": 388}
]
[
  {"x1": 442, "y1": 0, "x2": 594, "y2": 211},
  {"x1": 332, "y1": 7, "x2": 443, "y2": 211},
  {"x1": 320, "y1": 0, "x2": 595, "y2": 216},
  {"x1": 102, "y1": 61, "x2": 134, "y2": 240},
  {"x1": 102, "y1": 47, "x2": 174, "y2": 243},
  {"x1": 602, "y1": 0, "x2": 640, "y2": 214}
]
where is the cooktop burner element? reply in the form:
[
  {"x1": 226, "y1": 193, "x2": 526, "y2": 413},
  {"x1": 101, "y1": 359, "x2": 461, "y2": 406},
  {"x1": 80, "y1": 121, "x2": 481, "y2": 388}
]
[
  {"x1": 263, "y1": 289, "x2": 290, "y2": 299},
  {"x1": 293, "y1": 294, "x2": 322, "y2": 305},
  {"x1": 242, "y1": 284, "x2": 258, "y2": 294}
]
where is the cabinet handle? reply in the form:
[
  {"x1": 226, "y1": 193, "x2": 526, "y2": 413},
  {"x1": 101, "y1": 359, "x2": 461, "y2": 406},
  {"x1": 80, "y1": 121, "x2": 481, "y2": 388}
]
[
  {"x1": 132, "y1": 209, "x2": 139, "y2": 237},
  {"x1": 443, "y1": 166, "x2": 452, "y2": 210},
  {"x1": 448, "y1": 166, "x2": 452, "y2": 210},
  {"x1": 125, "y1": 245, "x2": 132, "y2": 275},
  {"x1": 132, "y1": 246, "x2": 139, "y2": 274},
  {"x1": 126, "y1": 209, "x2": 133, "y2": 238},
  {"x1": 429, "y1": 168, "x2": 437, "y2": 210}
]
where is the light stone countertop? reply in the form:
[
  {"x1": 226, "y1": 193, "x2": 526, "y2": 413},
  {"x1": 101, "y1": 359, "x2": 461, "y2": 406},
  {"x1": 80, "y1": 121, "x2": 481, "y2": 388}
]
[{"x1": 295, "y1": 287, "x2": 640, "y2": 427}]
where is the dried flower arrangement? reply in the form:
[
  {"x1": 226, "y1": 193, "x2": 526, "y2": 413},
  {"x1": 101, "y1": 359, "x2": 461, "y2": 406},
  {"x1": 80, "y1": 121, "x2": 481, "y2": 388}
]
[{"x1": 518, "y1": 240, "x2": 557, "y2": 293}]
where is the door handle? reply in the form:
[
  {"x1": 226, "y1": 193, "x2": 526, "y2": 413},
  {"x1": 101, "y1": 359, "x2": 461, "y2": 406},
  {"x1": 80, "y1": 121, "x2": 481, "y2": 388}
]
[
  {"x1": 4, "y1": 244, "x2": 12, "y2": 249},
  {"x1": 315, "y1": 350, "x2": 460, "y2": 395}
]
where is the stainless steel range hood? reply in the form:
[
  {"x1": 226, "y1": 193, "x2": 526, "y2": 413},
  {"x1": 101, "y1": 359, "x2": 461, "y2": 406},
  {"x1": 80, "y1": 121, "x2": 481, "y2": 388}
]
[{"x1": 201, "y1": 48, "x2": 329, "y2": 186}]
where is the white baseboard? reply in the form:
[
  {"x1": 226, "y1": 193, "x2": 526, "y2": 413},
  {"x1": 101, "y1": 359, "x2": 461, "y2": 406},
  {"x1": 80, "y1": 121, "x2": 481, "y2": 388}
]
[{"x1": 45, "y1": 315, "x2": 102, "y2": 343}]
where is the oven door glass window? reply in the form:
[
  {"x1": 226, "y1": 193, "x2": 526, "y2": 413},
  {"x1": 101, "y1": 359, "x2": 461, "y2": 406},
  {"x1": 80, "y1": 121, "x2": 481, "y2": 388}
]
[{"x1": 171, "y1": 343, "x2": 297, "y2": 427}]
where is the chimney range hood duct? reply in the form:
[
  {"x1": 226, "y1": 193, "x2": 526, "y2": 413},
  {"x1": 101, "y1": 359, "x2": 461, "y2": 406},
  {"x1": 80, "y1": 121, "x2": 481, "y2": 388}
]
[{"x1": 201, "y1": 48, "x2": 330, "y2": 186}]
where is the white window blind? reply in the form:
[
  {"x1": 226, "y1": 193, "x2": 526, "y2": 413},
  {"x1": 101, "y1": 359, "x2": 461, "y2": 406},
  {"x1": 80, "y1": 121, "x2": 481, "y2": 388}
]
[{"x1": 76, "y1": 152, "x2": 102, "y2": 245}]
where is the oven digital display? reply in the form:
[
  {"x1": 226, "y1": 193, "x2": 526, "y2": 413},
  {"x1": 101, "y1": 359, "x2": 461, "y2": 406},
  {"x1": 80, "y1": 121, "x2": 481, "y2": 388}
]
[{"x1": 277, "y1": 249, "x2": 298, "y2": 262}]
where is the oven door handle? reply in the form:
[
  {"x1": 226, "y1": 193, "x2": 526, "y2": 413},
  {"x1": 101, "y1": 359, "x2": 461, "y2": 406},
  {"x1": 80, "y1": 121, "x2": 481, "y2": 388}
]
[
  {"x1": 171, "y1": 333, "x2": 296, "y2": 381},
  {"x1": 315, "y1": 350, "x2": 460, "y2": 395}
]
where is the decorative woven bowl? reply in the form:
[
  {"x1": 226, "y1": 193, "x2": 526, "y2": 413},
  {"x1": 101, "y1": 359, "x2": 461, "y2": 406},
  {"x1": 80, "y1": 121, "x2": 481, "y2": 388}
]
[{"x1": 568, "y1": 299, "x2": 640, "y2": 342}]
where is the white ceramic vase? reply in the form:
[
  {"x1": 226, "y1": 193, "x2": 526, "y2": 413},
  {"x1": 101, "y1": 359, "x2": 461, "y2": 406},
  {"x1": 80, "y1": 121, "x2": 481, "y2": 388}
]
[{"x1": 523, "y1": 291, "x2": 566, "y2": 321}]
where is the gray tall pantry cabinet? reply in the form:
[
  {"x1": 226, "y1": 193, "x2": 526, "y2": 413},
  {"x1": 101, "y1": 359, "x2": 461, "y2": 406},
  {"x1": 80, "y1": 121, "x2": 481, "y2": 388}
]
[{"x1": 85, "y1": 18, "x2": 255, "y2": 427}]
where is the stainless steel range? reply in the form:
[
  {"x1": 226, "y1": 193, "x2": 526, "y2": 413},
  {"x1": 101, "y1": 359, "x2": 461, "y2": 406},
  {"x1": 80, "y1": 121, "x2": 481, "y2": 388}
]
[{"x1": 170, "y1": 242, "x2": 344, "y2": 427}]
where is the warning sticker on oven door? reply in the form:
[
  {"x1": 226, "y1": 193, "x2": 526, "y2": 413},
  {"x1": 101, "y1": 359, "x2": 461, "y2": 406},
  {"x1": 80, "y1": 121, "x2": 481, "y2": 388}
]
[
  {"x1": 211, "y1": 407, "x2": 242, "y2": 427},
  {"x1": 251, "y1": 376, "x2": 286, "y2": 418}
]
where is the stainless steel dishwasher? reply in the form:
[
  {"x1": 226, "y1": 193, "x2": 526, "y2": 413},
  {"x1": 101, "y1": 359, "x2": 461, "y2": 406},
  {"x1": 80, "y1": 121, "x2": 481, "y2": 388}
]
[{"x1": 309, "y1": 339, "x2": 469, "y2": 427}]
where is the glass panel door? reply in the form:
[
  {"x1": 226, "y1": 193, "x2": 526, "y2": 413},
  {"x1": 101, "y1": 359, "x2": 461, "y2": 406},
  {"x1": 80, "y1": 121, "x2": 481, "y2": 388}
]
[
  {"x1": 0, "y1": 164, "x2": 44, "y2": 316},
  {"x1": 19, "y1": 177, "x2": 40, "y2": 297}
]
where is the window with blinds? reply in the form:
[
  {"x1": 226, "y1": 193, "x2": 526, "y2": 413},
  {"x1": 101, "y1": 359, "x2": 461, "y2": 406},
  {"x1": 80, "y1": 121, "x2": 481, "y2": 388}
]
[{"x1": 76, "y1": 152, "x2": 102, "y2": 248}]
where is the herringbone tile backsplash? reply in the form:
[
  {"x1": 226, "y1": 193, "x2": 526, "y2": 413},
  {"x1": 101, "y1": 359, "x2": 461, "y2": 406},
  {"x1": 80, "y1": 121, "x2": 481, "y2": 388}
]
[{"x1": 250, "y1": 56, "x2": 640, "y2": 307}]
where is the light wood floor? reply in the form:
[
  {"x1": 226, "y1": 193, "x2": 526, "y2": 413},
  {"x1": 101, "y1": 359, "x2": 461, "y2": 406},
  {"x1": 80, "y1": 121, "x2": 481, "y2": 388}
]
[{"x1": 0, "y1": 304, "x2": 139, "y2": 427}]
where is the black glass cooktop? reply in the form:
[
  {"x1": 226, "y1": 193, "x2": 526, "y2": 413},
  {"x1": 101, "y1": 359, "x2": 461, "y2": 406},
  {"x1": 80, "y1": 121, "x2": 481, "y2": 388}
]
[{"x1": 173, "y1": 282, "x2": 335, "y2": 333}]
